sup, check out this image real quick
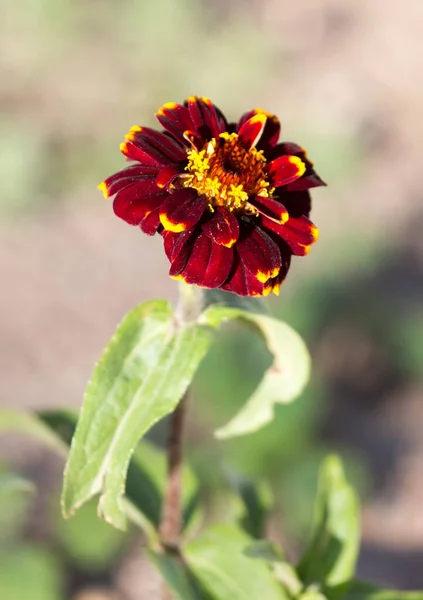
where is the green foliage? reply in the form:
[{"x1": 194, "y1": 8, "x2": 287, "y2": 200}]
[
  {"x1": 184, "y1": 524, "x2": 287, "y2": 600},
  {"x1": 149, "y1": 551, "x2": 210, "y2": 600},
  {"x1": 230, "y1": 477, "x2": 273, "y2": 539},
  {"x1": 343, "y1": 580, "x2": 423, "y2": 600},
  {"x1": 61, "y1": 299, "x2": 212, "y2": 529},
  {"x1": 55, "y1": 498, "x2": 127, "y2": 571},
  {"x1": 128, "y1": 440, "x2": 200, "y2": 533},
  {"x1": 243, "y1": 539, "x2": 285, "y2": 562},
  {"x1": 201, "y1": 306, "x2": 311, "y2": 437},
  {"x1": 0, "y1": 472, "x2": 34, "y2": 545},
  {"x1": 297, "y1": 455, "x2": 360, "y2": 599},
  {"x1": 0, "y1": 409, "x2": 68, "y2": 457},
  {"x1": 0, "y1": 545, "x2": 63, "y2": 600},
  {"x1": 0, "y1": 408, "x2": 200, "y2": 547},
  {"x1": 3, "y1": 286, "x2": 422, "y2": 600}
]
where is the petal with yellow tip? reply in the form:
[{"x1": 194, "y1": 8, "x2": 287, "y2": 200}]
[
  {"x1": 237, "y1": 109, "x2": 281, "y2": 149},
  {"x1": 178, "y1": 233, "x2": 233, "y2": 289},
  {"x1": 237, "y1": 227, "x2": 281, "y2": 284},
  {"x1": 202, "y1": 206, "x2": 240, "y2": 248},
  {"x1": 155, "y1": 102, "x2": 194, "y2": 145},
  {"x1": 262, "y1": 214, "x2": 319, "y2": 256},
  {"x1": 249, "y1": 195, "x2": 289, "y2": 225},
  {"x1": 267, "y1": 155, "x2": 306, "y2": 187},
  {"x1": 97, "y1": 181, "x2": 109, "y2": 199},
  {"x1": 113, "y1": 181, "x2": 167, "y2": 225},
  {"x1": 159, "y1": 188, "x2": 207, "y2": 233},
  {"x1": 187, "y1": 96, "x2": 227, "y2": 139},
  {"x1": 237, "y1": 113, "x2": 268, "y2": 150}
]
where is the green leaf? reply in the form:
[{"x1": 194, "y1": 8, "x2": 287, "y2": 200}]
[
  {"x1": 184, "y1": 523, "x2": 286, "y2": 600},
  {"x1": 0, "y1": 473, "x2": 35, "y2": 544},
  {"x1": 0, "y1": 545, "x2": 63, "y2": 600},
  {"x1": 243, "y1": 539, "x2": 284, "y2": 562},
  {"x1": 62, "y1": 300, "x2": 212, "y2": 530},
  {"x1": 149, "y1": 551, "x2": 213, "y2": 600},
  {"x1": 0, "y1": 409, "x2": 68, "y2": 457},
  {"x1": 297, "y1": 455, "x2": 360, "y2": 598},
  {"x1": 300, "y1": 587, "x2": 328, "y2": 600},
  {"x1": 243, "y1": 540, "x2": 302, "y2": 597},
  {"x1": 129, "y1": 439, "x2": 200, "y2": 530},
  {"x1": 229, "y1": 475, "x2": 273, "y2": 538},
  {"x1": 200, "y1": 306, "x2": 311, "y2": 438},
  {"x1": 0, "y1": 409, "x2": 199, "y2": 541},
  {"x1": 55, "y1": 498, "x2": 127, "y2": 571},
  {"x1": 39, "y1": 410, "x2": 201, "y2": 533},
  {"x1": 38, "y1": 409, "x2": 78, "y2": 447},
  {"x1": 342, "y1": 579, "x2": 423, "y2": 600}
]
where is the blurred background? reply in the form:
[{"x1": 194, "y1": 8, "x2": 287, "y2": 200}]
[{"x1": 1, "y1": 0, "x2": 423, "y2": 598}]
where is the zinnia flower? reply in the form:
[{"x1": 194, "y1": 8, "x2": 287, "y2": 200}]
[{"x1": 99, "y1": 97, "x2": 325, "y2": 296}]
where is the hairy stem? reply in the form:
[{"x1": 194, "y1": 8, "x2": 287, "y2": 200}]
[
  {"x1": 159, "y1": 391, "x2": 187, "y2": 551},
  {"x1": 159, "y1": 282, "x2": 204, "y2": 550},
  {"x1": 159, "y1": 283, "x2": 204, "y2": 598}
]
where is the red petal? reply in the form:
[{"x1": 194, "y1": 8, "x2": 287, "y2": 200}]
[
  {"x1": 267, "y1": 142, "x2": 326, "y2": 190},
  {"x1": 202, "y1": 207, "x2": 240, "y2": 248},
  {"x1": 113, "y1": 181, "x2": 168, "y2": 225},
  {"x1": 285, "y1": 172, "x2": 327, "y2": 191},
  {"x1": 163, "y1": 228, "x2": 195, "y2": 263},
  {"x1": 237, "y1": 226, "x2": 281, "y2": 283},
  {"x1": 124, "y1": 126, "x2": 186, "y2": 165},
  {"x1": 237, "y1": 109, "x2": 280, "y2": 149},
  {"x1": 248, "y1": 196, "x2": 289, "y2": 225},
  {"x1": 156, "y1": 165, "x2": 180, "y2": 189},
  {"x1": 183, "y1": 129, "x2": 204, "y2": 150},
  {"x1": 221, "y1": 257, "x2": 269, "y2": 297},
  {"x1": 187, "y1": 96, "x2": 227, "y2": 140},
  {"x1": 264, "y1": 236, "x2": 292, "y2": 296},
  {"x1": 261, "y1": 214, "x2": 319, "y2": 256},
  {"x1": 275, "y1": 190, "x2": 311, "y2": 219},
  {"x1": 155, "y1": 102, "x2": 194, "y2": 145},
  {"x1": 237, "y1": 113, "x2": 267, "y2": 150},
  {"x1": 267, "y1": 155, "x2": 306, "y2": 187},
  {"x1": 120, "y1": 140, "x2": 163, "y2": 167},
  {"x1": 159, "y1": 189, "x2": 207, "y2": 233},
  {"x1": 140, "y1": 207, "x2": 162, "y2": 235},
  {"x1": 178, "y1": 233, "x2": 233, "y2": 288},
  {"x1": 98, "y1": 164, "x2": 158, "y2": 198}
]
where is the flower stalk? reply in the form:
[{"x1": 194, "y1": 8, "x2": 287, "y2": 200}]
[
  {"x1": 159, "y1": 391, "x2": 187, "y2": 552},
  {"x1": 159, "y1": 282, "x2": 204, "y2": 553}
]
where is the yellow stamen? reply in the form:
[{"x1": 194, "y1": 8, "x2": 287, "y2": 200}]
[
  {"x1": 227, "y1": 184, "x2": 248, "y2": 208},
  {"x1": 182, "y1": 132, "x2": 270, "y2": 212}
]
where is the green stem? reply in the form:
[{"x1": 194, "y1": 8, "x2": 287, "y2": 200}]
[
  {"x1": 159, "y1": 283, "x2": 204, "y2": 554},
  {"x1": 159, "y1": 391, "x2": 187, "y2": 554},
  {"x1": 176, "y1": 280, "x2": 206, "y2": 326}
]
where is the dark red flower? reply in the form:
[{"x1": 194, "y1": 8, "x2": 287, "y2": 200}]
[{"x1": 99, "y1": 97, "x2": 325, "y2": 296}]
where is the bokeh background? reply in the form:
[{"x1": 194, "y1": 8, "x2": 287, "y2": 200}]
[{"x1": 1, "y1": 0, "x2": 423, "y2": 598}]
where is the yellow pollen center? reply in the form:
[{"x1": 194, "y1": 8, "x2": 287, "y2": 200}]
[{"x1": 182, "y1": 132, "x2": 272, "y2": 211}]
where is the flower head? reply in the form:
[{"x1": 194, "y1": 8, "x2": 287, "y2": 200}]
[{"x1": 99, "y1": 97, "x2": 325, "y2": 296}]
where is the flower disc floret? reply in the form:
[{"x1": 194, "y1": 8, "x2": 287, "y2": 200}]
[{"x1": 183, "y1": 132, "x2": 270, "y2": 211}]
